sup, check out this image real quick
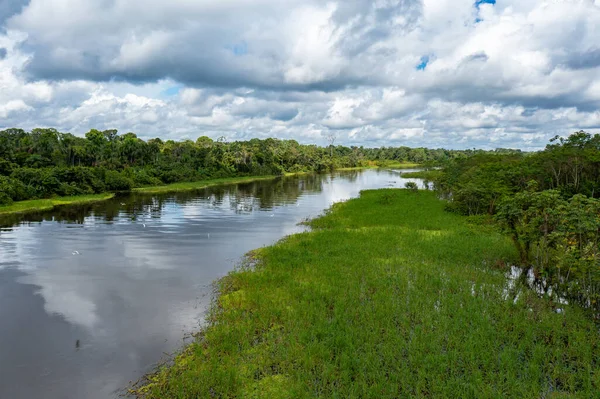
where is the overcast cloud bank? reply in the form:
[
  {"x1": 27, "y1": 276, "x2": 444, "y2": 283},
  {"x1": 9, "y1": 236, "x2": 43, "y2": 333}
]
[{"x1": 1, "y1": 0, "x2": 600, "y2": 149}]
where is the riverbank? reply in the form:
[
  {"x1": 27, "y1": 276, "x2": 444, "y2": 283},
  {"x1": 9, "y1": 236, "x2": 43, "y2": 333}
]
[
  {"x1": 337, "y1": 161, "x2": 421, "y2": 171},
  {"x1": 133, "y1": 189, "x2": 600, "y2": 398},
  {"x1": 399, "y1": 169, "x2": 442, "y2": 180},
  {"x1": 0, "y1": 193, "x2": 116, "y2": 215},
  {"x1": 0, "y1": 175, "x2": 280, "y2": 216},
  {"x1": 0, "y1": 166, "x2": 417, "y2": 216},
  {"x1": 132, "y1": 175, "x2": 279, "y2": 194}
]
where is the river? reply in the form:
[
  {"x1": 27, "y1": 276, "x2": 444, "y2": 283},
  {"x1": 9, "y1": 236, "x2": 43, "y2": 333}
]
[{"x1": 0, "y1": 169, "x2": 425, "y2": 399}]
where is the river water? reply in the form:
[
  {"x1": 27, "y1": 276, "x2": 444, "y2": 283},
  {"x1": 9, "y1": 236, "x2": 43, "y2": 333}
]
[{"x1": 0, "y1": 169, "x2": 424, "y2": 399}]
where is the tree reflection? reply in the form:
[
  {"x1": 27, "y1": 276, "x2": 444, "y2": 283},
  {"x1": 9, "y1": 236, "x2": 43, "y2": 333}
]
[{"x1": 0, "y1": 172, "x2": 341, "y2": 229}]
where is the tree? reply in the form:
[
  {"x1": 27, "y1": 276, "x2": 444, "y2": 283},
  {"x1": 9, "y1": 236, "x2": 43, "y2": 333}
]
[{"x1": 326, "y1": 132, "x2": 337, "y2": 158}]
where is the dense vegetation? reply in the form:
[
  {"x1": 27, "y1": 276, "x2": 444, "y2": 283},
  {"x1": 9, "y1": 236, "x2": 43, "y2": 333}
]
[
  {"x1": 434, "y1": 131, "x2": 600, "y2": 314},
  {"x1": 134, "y1": 190, "x2": 600, "y2": 398},
  {"x1": 0, "y1": 128, "x2": 484, "y2": 206}
]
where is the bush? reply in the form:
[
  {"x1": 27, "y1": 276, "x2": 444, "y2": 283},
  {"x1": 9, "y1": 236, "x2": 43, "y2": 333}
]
[
  {"x1": 0, "y1": 192, "x2": 13, "y2": 206},
  {"x1": 288, "y1": 164, "x2": 308, "y2": 173},
  {"x1": 52, "y1": 167, "x2": 104, "y2": 193},
  {"x1": 104, "y1": 170, "x2": 133, "y2": 191},
  {"x1": 0, "y1": 175, "x2": 31, "y2": 202},
  {"x1": 404, "y1": 181, "x2": 419, "y2": 191},
  {"x1": 128, "y1": 169, "x2": 163, "y2": 187},
  {"x1": 57, "y1": 182, "x2": 86, "y2": 197},
  {"x1": 0, "y1": 159, "x2": 17, "y2": 176},
  {"x1": 11, "y1": 168, "x2": 60, "y2": 197},
  {"x1": 496, "y1": 190, "x2": 600, "y2": 313}
]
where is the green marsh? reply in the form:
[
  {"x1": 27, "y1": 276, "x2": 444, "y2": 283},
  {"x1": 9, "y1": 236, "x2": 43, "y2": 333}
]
[
  {"x1": 0, "y1": 193, "x2": 115, "y2": 215},
  {"x1": 135, "y1": 189, "x2": 600, "y2": 398}
]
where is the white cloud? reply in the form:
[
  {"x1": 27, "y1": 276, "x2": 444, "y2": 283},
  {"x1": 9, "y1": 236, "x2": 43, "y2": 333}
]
[
  {"x1": 282, "y1": 3, "x2": 344, "y2": 85},
  {"x1": 0, "y1": 0, "x2": 599, "y2": 149},
  {"x1": 0, "y1": 99, "x2": 31, "y2": 118}
]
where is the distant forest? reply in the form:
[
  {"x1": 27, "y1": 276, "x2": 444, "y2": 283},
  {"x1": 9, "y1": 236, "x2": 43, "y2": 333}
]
[{"x1": 0, "y1": 127, "x2": 502, "y2": 205}]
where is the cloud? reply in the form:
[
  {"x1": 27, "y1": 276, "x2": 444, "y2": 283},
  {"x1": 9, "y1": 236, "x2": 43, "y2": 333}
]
[
  {"x1": 0, "y1": 0, "x2": 599, "y2": 149},
  {"x1": 0, "y1": 0, "x2": 28, "y2": 25},
  {"x1": 565, "y1": 48, "x2": 600, "y2": 70}
]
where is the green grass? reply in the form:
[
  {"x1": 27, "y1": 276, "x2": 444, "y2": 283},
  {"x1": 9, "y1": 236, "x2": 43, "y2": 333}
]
[
  {"x1": 132, "y1": 175, "x2": 279, "y2": 194},
  {"x1": 378, "y1": 161, "x2": 421, "y2": 169},
  {"x1": 336, "y1": 162, "x2": 421, "y2": 171},
  {"x1": 0, "y1": 193, "x2": 115, "y2": 215},
  {"x1": 133, "y1": 189, "x2": 600, "y2": 398},
  {"x1": 400, "y1": 169, "x2": 442, "y2": 180}
]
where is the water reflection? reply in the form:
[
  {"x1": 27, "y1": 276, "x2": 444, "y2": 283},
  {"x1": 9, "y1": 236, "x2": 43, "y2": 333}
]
[{"x1": 0, "y1": 170, "x2": 424, "y2": 399}]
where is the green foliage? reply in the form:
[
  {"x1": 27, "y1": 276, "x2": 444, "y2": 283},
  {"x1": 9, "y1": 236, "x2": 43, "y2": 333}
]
[
  {"x1": 11, "y1": 168, "x2": 61, "y2": 198},
  {"x1": 436, "y1": 154, "x2": 524, "y2": 215},
  {"x1": 126, "y1": 168, "x2": 163, "y2": 187},
  {"x1": 496, "y1": 189, "x2": 600, "y2": 311},
  {"x1": 400, "y1": 169, "x2": 441, "y2": 180},
  {"x1": 404, "y1": 181, "x2": 418, "y2": 191},
  {"x1": 0, "y1": 192, "x2": 13, "y2": 206},
  {"x1": 0, "y1": 127, "x2": 474, "y2": 203},
  {"x1": 0, "y1": 193, "x2": 115, "y2": 215},
  {"x1": 495, "y1": 187, "x2": 564, "y2": 264},
  {"x1": 435, "y1": 131, "x2": 600, "y2": 316},
  {"x1": 439, "y1": 131, "x2": 600, "y2": 216},
  {"x1": 0, "y1": 159, "x2": 17, "y2": 176},
  {"x1": 134, "y1": 190, "x2": 600, "y2": 398},
  {"x1": 104, "y1": 170, "x2": 133, "y2": 191},
  {"x1": 0, "y1": 175, "x2": 31, "y2": 202}
]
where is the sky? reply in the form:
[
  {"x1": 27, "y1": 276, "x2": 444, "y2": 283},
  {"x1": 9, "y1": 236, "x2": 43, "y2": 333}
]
[{"x1": 1, "y1": 0, "x2": 600, "y2": 150}]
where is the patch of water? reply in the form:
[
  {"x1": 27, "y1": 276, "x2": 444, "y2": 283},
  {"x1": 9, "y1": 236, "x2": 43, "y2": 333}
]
[{"x1": 502, "y1": 265, "x2": 568, "y2": 313}]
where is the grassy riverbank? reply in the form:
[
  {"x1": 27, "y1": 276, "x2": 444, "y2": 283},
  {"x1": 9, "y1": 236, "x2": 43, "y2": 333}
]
[
  {"x1": 382, "y1": 161, "x2": 420, "y2": 168},
  {"x1": 132, "y1": 175, "x2": 279, "y2": 194},
  {"x1": 0, "y1": 167, "x2": 417, "y2": 216},
  {"x1": 0, "y1": 193, "x2": 115, "y2": 215},
  {"x1": 0, "y1": 175, "x2": 279, "y2": 216},
  {"x1": 337, "y1": 161, "x2": 421, "y2": 171},
  {"x1": 134, "y1": 189, "x2": 600, "y2": 398},
  {"x1": 400, "y1": 169, "x2": 442, "y2": 180}
]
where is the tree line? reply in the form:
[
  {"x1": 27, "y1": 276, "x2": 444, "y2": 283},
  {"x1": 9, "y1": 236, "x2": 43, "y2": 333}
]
[
  {"x1": 0, "y1": 127, "x2": 483, "y2": 206},
  {"x1": 434, "y1": 131, "x2": 600, "y2": 314}
]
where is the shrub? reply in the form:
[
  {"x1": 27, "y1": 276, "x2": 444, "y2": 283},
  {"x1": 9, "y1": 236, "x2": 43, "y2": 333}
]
[
  {"x1": 104, "y1": 170, "x2": 133, "y2": 191},
  {"x1": 0, "y1": 192, "x2": 13, "y2": 206},
  {"x1": 11, "y1": 168, "x2": 61, "y2": 197},
  {"x1": 134, "y1": 173, "x2": 163, "y2": 187},
  {"x1": 0, "y1": 159, "x2": 17, "y2": 176},
  {"x1": 52, "y1": 167, "x2": 104, "y2": 193},
  {"x1": 57, "y1": 183, "x2": 86, "y2": 197},
  {"x1": 404, "y1": 181, "x2": 419, "y2": 191},
  {"x1": 0, "y1": 175, "x2": 31, "y2": 202}
]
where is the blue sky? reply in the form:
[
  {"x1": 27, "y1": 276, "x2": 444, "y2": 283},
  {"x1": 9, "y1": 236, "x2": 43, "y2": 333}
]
[
  {"x1": 1, "y1": 0, "x2": 600, "y2": 150},
  {"x1": 416, "y1": 55, "x2": 430, "y2": 71}
]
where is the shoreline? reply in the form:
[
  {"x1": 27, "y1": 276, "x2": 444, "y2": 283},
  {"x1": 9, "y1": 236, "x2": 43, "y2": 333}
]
[
  {"x1": 131, "y1": 175, "x2": 280, "y2": 194},
  {"x1": 0, "y1": 193, "x2": 116, "y2": 216},
  {"x1": 131, "y1": 189, "x2": 600, "y2": 398},
  {"x1": 337, "y1": 162, "x2": 421, "y2": 171},
  {"x1": 0, "y1": 166, "x2": 419, "y2": 217},
  {"x1": 0, "y1": 175, "x2": 281, "y2": 216},
  {"x1": 398, "y1": 169, "x2": 442, "y2": 180}
]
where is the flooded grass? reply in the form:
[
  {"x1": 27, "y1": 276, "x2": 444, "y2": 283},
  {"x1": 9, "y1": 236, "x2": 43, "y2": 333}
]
[
  {"x1": 133, "y1": 189, "x2": 600, "y2": 398},
  {"x1": 0, "y1": 193, "x2": 115, "y2": 215}
]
